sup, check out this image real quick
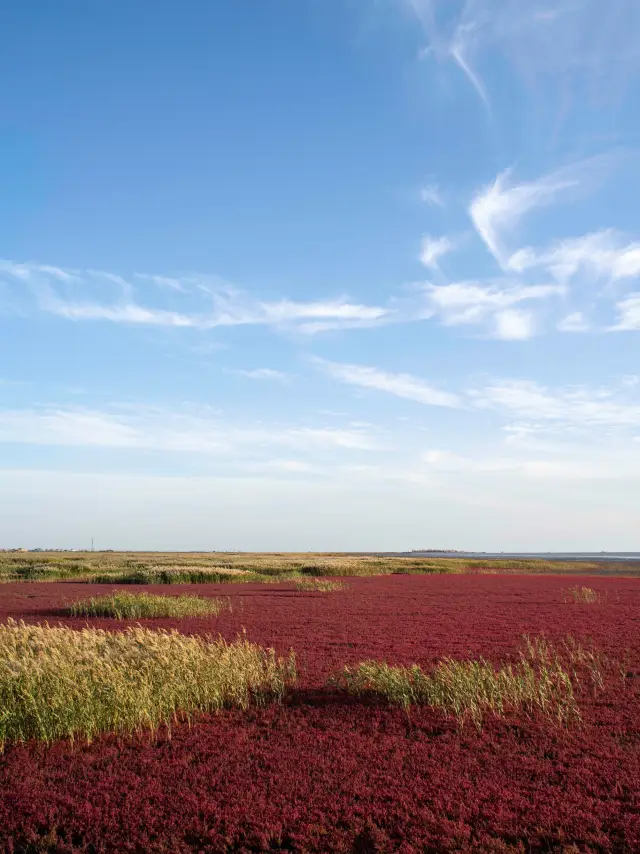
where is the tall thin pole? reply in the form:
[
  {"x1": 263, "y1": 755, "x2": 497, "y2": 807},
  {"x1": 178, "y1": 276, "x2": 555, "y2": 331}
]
[{"x1": 91, "y1": 537, "x2": 94, "y2": 553}]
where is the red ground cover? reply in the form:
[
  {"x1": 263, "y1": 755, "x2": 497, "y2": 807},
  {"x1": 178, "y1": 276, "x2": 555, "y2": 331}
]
[{"x1": 1, "y1": 574, "x2": 639, "y2": 853}]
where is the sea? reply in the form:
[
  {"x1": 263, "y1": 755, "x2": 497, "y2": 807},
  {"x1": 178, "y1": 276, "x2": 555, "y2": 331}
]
[{"x1": 401, "y1": 552, "x2": 640, "y2": 562}]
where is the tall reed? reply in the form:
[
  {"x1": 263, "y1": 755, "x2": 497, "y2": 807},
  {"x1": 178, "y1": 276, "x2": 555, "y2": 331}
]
[
  {"x1": 294, "y1": 578, "x2": 348, "y2": 592},
  {"x1": 564, "y1": 585, "x2": 602, "y2": 604},
  {"x1": 334, "y1": 638, "x2": 583, "y2": 727},
  {"x1": 0, "y1": 619, "x2": 296, "y2": 748},
  {"x1": 69, "y1": 591, "x2": 231, "y2": 619}
]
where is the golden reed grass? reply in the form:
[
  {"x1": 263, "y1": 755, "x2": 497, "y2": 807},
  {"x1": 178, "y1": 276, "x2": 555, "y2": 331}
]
[
  {"x1": 69, "y1": 591, "x2": 231, "y2": 619},
  {"x1": 0, "y1": 619, "x2": 296, "y2": 748},
  {"x1": 333, "y1": 636, "x2": 595, "y2": 727},
  {"x1": 564, "y1": 585, "x2": 602, "y2": 604},
  {"x1": 293, "y1": 578, "x2": 348, "y2": 592}
]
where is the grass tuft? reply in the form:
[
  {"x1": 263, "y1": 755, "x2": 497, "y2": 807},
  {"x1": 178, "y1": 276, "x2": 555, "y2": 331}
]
[
  {"x1": 69, "y1": 591, "x2": 231, "y2": 619},
  {"x1": 333, "y1": 637, "x2": 586, "y2": 728},
  {"x1": 0, "y1": 619, "x2": 296, "y2": 748},
  {"x1": 564, "y1": 585, "x2": 602, "y2": 604},
  {"x1": 293, "y1": 578, "x2": 348, "y2": 592},
  {"x1": 523, "y1": 634, "x2": 611, "y2": 692},
  {"x1": 88, "y1": 568, "x2": 268, "y2": 585}
]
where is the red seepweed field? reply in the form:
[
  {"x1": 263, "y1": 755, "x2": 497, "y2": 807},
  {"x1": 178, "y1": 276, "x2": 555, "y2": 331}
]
[{"x1": 1, "y1": 573, "x2": 640, "y2": 853}]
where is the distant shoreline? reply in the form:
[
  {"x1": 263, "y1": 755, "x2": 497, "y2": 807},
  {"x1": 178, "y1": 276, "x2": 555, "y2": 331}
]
[{"x1": 399, "y1": 551, "x2": 640, "y2": 562}]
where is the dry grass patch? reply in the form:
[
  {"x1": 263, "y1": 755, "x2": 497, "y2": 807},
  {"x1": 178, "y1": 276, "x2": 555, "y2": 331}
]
[
  {"x1": 69, "y1": 591, "x2": 231, "y2": 619},
  {"x1": 0, "y1": 619, "x2": 296, "y2": 748},
  {"x1": 524, "y1": 634, "x2": 613, "y2": 692},
  {"x1": 333, "y1": 637, "x2": 590, "y2": 728},
  {"x1": 3, "y1": 551, "x2": 633, "y2": 584},
  {"x1": 294, "y1": 578, "x2": 348, "y2": 592},
  {"x1": 564, "y1": 585, "x2": 602, "y2": 604},
  {"x1": 88, "y1": 568, "x2": 264, "y2": 585}
]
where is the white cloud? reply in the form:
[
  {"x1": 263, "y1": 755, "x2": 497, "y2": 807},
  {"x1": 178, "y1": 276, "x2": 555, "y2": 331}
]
[
  {"x1": 471, "y1": 378, "x2": 640, "y2": 428},
  {"x1": 409, "y1": 0, "x2": 491, "y2": 107},
  {"x1": 0, "y1": 409, "x2": 141, "y2": 449},
  {"x1": 469, "y1": 167, "x2": 579, "y2": 267},
  {"x1": 419, "y1": 234, "x2": 453, "y2": 269},
  {"x1": 317, "y1": 359, "x2": 461, "y2": 407},
  {"x1": 419, "y1": 183, "x2": 443, "y2": 206},
  {"x1": 135, "y1": 273, "x2": 187, "y2": 292},
  {"x1": 0, "y1": 405, "x2": 382, "y2": 455},
  {"x1": 0, "y1": 260, "x2": 78, "y2": 283},
  {"x1": 448, "y1": 20, "x2": 490, "y2": 107},
  {"x1": 0, "y1": 260, "x2": 390, "y2": 335},
  {"x1": 407, "y1": 0, "x2": 640, "y2": 110},
  {"x1": 611, "y1": 294, "x2": 640, "y2": 331},
  {"x1": 423, "y1": 281, "x2": 561, "y2": 335},
  {"x1": 51, "y1": 302, "x2": 201, "y2": 327},
  {"x1": 231, "y1": 368, "x2": 290, "y2": 382},
  {"x1": 492, "y1": 309, "x2": 535, "y2": 340},
  {"x1": 259, "y1": 299, "x2": 386, "y2": 324},
  {"x1": 509, "y1": 230, "x2": 640, "y2": 284},
  {"x1": 426, "y1": 281, "x2": 561, "y2": 315},
  {"x1": 557, "y1": 311, "x2": 590, "y2": 332},
  {"x1": 5, "y1": 245, "x2": 629, "y2": 343}
]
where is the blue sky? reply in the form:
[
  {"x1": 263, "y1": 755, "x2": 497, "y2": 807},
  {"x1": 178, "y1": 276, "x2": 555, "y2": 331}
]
[{"x1": 1, "y1": 0, "x2": 640, "y2": 550}]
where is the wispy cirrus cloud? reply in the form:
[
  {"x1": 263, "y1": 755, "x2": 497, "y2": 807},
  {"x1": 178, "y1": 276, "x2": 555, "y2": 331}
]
[
  {"x1": 230, "y1": 368, "x2": 291, "y2": 382},
  {"x1": 467, "y1": 156, "x2": 621, "y2": 269},
  {"x1": 394, "y1": 2, "x2": 640, "y2": 343},
  {"x1": 419, "y1": 234, "x2": 454, "y2": 269},
  {"x1": 134, "y1": 273, "x2": 187, "y2": 292},
  {"x1": 470, "y1": 378, "x2": 640, "y2": 428},
  {"x1": 404, "y1": 0, "x2": 640, "y2": 110},
  {"x1": 318, "y1": 357, "x2": 640, "y2": 435},
  {"x1": 447, "y1": 18, "x2": 490, "y2": 107},
  {"x1": 51, "y1": 302, "x2": 201, "y2": 327},
  {"x1": 509, "y1": 229, "x2": 640, "y2": 284},
  {"x1": 423, "y1": 154, "x2": 638, "y2": 337},
  {"x1": 0, "y1": 405, "x2": 382, "y2": 455},
  {"x1": 0, "y1": 253, "x2": 563, "y2": 342},
  {"x1": 3, "y1": 147, "x2": 637, "y2": 347},
  {"x1": 316, "y1": 358, "x2": 461, "y2": 407},
  {"x1": 419, "y1": 182, "x2": 444, "y2": 206},
  {"x1": 0, "y1": 260, "x2": 391, "y2": 336},
  {"x1": 407, "y1": 0, "x2": 491, "y2": 106},
  {"x1": 469, "y1": 166, "x2": 579, "y2": 267}
]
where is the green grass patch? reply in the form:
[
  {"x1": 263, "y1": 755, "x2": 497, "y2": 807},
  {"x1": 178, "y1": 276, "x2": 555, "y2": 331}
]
[
  {"x1": 69, "y1": 591, "x2": 231, "y2": 619},
  {"x1": 1, "y1": 550, "x2": 634, "y2": 585},
  {"x1": 293, "y1": 578, "x2": 348, "y2": 592},
  {"x1": 332, "y1": 637, "x2": 591, "y2": 728},
  {"x1": 0, "y1": 619, "x2": 296, "y2": 747},
  {"x1": 88, "y1": 568, "x2": 270, "y2": 585}
]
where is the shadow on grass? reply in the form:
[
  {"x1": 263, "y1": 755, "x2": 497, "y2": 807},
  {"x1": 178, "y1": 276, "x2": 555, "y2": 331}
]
[{"x1": 286, "y1": 688, "x2": 385, "y2": 710}]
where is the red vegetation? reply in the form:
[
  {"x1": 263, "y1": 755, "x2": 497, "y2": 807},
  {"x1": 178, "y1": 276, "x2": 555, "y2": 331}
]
[{"x1": 1, "y1": 574, "x2": 640, "y2": 853}]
